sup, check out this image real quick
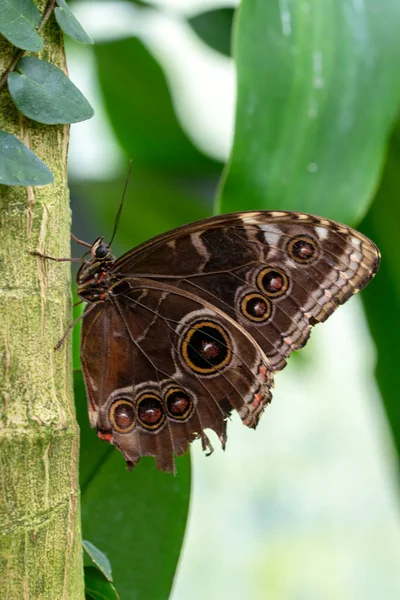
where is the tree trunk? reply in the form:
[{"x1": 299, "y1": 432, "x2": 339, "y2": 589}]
[{"x1": 0, "y1": 5, "x2": 84, "y2": 599}]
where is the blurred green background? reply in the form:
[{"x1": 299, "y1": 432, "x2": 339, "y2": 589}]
[{"x1": 68, "y1": 1, "x2": 400, "y2": 598}]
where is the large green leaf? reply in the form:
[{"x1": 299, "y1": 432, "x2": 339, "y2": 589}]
[
  {"x1": 75, "y1": 370, "x2": 191, "y2": 600},
  {"x1": 189, "y1": 7, "x2": 234, "y2": 56},
  {"x1": 360, "y1": 122, "x2": 400, "y2": 462},
  {"x1": 8, "y1": 57, "x2": 94, "y2": 124},
  {"x1": 0, "y1": 130, "x2": 53, "y2": 185},
  {"x1": 0, "y1": 0, "x2": 43, "y2": 51},
  {"x1": 218, "y1": 0, "x2": 400, "y2": 223},
  {"x1": 94, "y1": 37, "x2": 221, "y2": 176}
]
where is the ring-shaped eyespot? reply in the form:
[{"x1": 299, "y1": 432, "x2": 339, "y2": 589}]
[
  {"x1": 257, "y1": 267, "x2": 289, "y2": 297},
  {"x1": 240, "y1": 293, "x2": 272, "y2": 322},
  {"x1": 180, "y1": 320, "x2": 232, "y2": 375},
  {"x1": 165, "y1": 388, "x2": 194, "y2": 421},
  {"x1": 137, "y1": 393, "x2": 165, "y2": 431},
  {"x1": 109, "y1": 398, "x2": 136, "y2": 433},
  {"x1": 287, "y1": 235, "x2": 319, "y2": 264}
]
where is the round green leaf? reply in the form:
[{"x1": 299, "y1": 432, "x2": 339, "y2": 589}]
[
  {"x1": 83, "y1": 541, "x2": 113, "y2": 582},
  {"x1": 218, "y1": 0, "x2": 400, "y2": 224},
  {"x1": 0, "y1": 130, "x2": 53, "y2": 186},
  {"x1": 55, "y1": 0, "x2": 93, "y2": 44},
  {"x1": 0, "y1": 0, "x2": 43, "y2": 51},
  {"x1": 8, "y1": 57, "x2": 94, "y2": 124}
]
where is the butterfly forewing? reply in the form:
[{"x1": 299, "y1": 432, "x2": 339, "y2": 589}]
[{"x1": 113, "y1": 211, "x2": 380, "y2": 371}]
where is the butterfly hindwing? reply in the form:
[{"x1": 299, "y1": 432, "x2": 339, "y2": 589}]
[{"x1": 81, "y1": 279, "x2": 272, "y2": 472}]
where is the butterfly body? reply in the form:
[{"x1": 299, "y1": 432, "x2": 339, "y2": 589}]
[{"x1": 78, "y1": 211, "x2": 380, "y2": 473}]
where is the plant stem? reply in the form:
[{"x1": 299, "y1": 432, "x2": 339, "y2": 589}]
[{"x1": 38, "y1": 0, "x2": 58, "y2": 34}]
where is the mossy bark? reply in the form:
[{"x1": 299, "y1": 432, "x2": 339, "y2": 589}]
[{"x1": 0, "y1": 5, "x2": 84, "y2": 599}]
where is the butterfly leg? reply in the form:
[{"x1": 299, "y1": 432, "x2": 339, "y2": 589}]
[
  {"x1": 31, "y1": 251, "x2": 82, "y2": 263},
  {"x1": 31, "y1": 231, "x2": 92, "y2": 260},
  {"x1": 54, "y1": 303, "x2": 96, "y2": 350},
  {"x1": 71, "y1": 232, "x2": 92, "y2": 248}
]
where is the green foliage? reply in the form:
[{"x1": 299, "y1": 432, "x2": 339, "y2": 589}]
[
  {"x1": 189, "y1": 8, "x2": 234, "y2": 56},
  {"x1": 214, "y1": 0, "x2": 400, "y2": 490},
  {"x1": 218, "y1": 0, "x2": 400, "y2": 224},
  {"x1": 68, "y1": 2, "x2": 400, "y2": 596},
  {"x1": 94, "y1": 37, "x2": 220, "y2": 176},
  {"x1": 75, "y1": 371, "x2": 191, "y2": 600},
  {"x1": 71, "y1": 177, "x2": 210, "y2": 249},
  {"x1": 83, "y1": 540, "x2": 113, "y2": 582},
  {"x1": 2, "y1": 0, "x2": 399, "y2": 595},
  {"x1": 361, "y1": 122, "x2": 400, "y2": 460},
  {"x1": 0, "y1": 130, "x2": 53, "y2": 185},
  {"x1": 0, "y1": 0, "x2": 43, "y2": 51},
  {"x1": 0, "y1": 0, "x2": 94, "y2": 184},
  {"x1": 8, "y1": 57, "x2": 94, "y2": 124},
  {"x1": 55, "y1": 0, "x2": 93, "y2": 45},
  {"x1": 84, "y1": 567, "x2": 120, "y2": 600},
  {"x1": 215, "y1": 0, "x2": 400, "y2": 497}
]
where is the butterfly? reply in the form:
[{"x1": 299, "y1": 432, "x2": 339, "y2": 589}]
[{"x1": 52, "y1": 209, "x2": 378, "y2": 473}]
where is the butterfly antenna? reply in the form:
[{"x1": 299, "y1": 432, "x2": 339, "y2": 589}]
[{"x1": 108, "y1": 160, "x2": 133, "y2": 247}]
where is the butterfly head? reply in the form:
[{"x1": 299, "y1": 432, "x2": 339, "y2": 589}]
[
  {"x1": 91, "y1": 237, "x2": 111, "y2": 260},
  {"x1": 76, "y1": 237, "x2": 115, "y2": 302}
]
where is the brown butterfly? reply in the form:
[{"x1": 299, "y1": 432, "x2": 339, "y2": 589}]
[{"x1": 51, "y1": 209, "x2": 379, "y2": 473}]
